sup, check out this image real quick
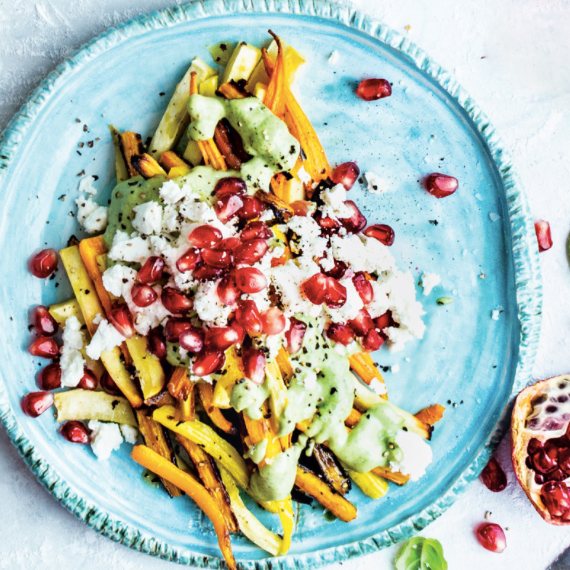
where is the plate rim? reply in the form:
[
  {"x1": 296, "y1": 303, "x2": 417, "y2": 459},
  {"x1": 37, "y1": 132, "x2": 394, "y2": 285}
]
[{"x1": 0, "y1": 0, "x2": 542, "y2": 567}]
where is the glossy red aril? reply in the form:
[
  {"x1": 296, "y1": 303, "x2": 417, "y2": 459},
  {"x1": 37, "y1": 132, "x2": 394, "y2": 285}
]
[
  {"x1": 242, "y1": 348, "x2": 266, "y2": 384},
  {"x1": 241, "y1": 221, "x2": 273, "y2": 240},
  {"x1": 559, "y1": 448, "x2": 570, "y2": 476},
  {"x1": 325, "y1": 278, "x2": 347, "y2": 309},
  {"x1": 261, "y1": 307, "x2": 286, "y2": 336},
  {"x1": 527, "y1": 437, "x2": 543, "y2": 455},
  {"x1": 535, "y1": 220, "x2": 553, "y2": 252},
  {"x1": 164, "y1": 318, "x2": 193, "y2": 342},
  {"x1": 229, "y1": 318, "x2": 246, "y2": 344},
  {"x1": 476, "y1": 523, "x2": 506, "y2": 553},
  {"x1": 188, "y1": 224, "x2": 223, "y2": 248},
  {"x1": 161, "y1": 287, "x2": 193, "y2": 314},
  {"x1": 314, "y1": 211, "x2": 341, "y2": 234},
  {"x1": 108, "y1": 304, "x2": 135, "y2": 338},
  {"x1": 374, "y1": 311, "x2": 395, "y2": 335},
  {"x1": 28, "y1": 336, "x2": 59, "y2": 359},
  {"x1": 235, "y1": 267, "x2": 267, "y2": 294},
  {"x1": 33, "y1": 305, "x2": 59, "y2": 336},
  {"x1": 193, "y1": 263, "x2": 225, "y2": 281},
  {"x1": 235, "y1": 300, "x2": 263, "y2": 334},
  {"x1": 179, "y1": 327, "x2": 205, "y2": 353},
  {"x1": 353, "y1": 272, "x2": 374, "y2": 304},
  {"x1": 321, "y1": 258, "x2": 347, "y2": 280},
  {"x1": 425, "y1": 173, "x2": 458, "y2": 198},
  {"x1": 235, "y1": 239, "x2": 268, "y2": 265},
  {"x1": 332, "y1": 162, "x2": 360, "y2": 191},
  {"x1": 29, "y1": 248, "x2": 58, "y2": 278},
  {"x1": 176, "y1": 248, "x2": 201, "y2": 273},
  {"x1": 290, "y1": 200, "x2": 315, "y2": 217},
  {"x1": 148, "y1": 327, "x2": 167, "y2": 359},
  {"x1": 213, "y1": 176, "x2": 247, "y2": 199},
  {"x1": 361, "y1": 328, "x2": 384, "y2": 352},
  {"x1": 357, "y1": 78, "x2": 392, "y2": 101},
  {"x1": 216, "y1": 193, "x2": 244, "y2": 223},
  {"x1": 237, "y1": 196, "x2": 263, "y2": 220},
  {"x1": 326, "y1": 323, "x2": 356, "y2": 346},
  {"x1": 202, "y1": 247, "x2": 234, "y2": 269},
  {"x1": 215, "y1": 237, "x2": 241, "y2": 251},
  {"x1": 138, "y1": 256, "x2": 164, "y2": 284},
  {"x1": 205, "y1": 327, "x2": 239, "y2": 351},
  {"x1": 131, "y1": 283, "x2": 158, "y2": 308},
  {"x1": 302, "y1": 273, "x2": 329, "y2": 305},
  {"x1": 217, "y1": 274, "x2": 240, "y2": 305},
  {"x1": 61, "y1": 421, "x2": 90, "y2": 444},
  {"x1": 78, "y1": 368, "x2": 98, "y2": 391},
  {"x1": 533, "y1": 449, "x2": 557, "y2": 474},
  {"x1": 193, "y1": 350, "x2": 225, "y2": 377},
  {"x1": 481, "y1": 457, "x2": 507, "y2": 492},
  {"x1": 100, "y1": 371, "x2": 122, "y2": 396},
  {"x1": 38, "y1": 362, "x2": 62, "y2": 390},
  {"x1": 542, "y1": 481, "x2": 570, "y2": 517},
  {"x1": 22, "y1": 391, "x2": 54, "y2": 417},
  {"x1": 285, "y1": 317, "x2": 307, "y2": 354},
  {"x1": 339, "y1": 200, "x2": 367, "y2": 233},
  {"x1": 364, "y1": 224, "x2": 395, "y2": 246},
  {"x1": 348, "y1": 309, "x2": 374, "y2": 337}
]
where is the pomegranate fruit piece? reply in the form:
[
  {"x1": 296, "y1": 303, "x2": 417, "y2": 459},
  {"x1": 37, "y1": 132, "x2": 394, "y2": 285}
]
[
  {"x1": 535, "y1": 220, "x2": 553, "y2": 252},
  {"x1": 61, "y1": 421, "x2": 90, "y2": 444},
  {"x1": 320, "y1": 258, "x2": 347, "y2": 280},
  {"x1": 202, "y1": 247, "x2": 234, "y2": 269},
  {"x1": 533, "y1": 448, "x2": 558, "y2": 474},
  {"x1": 213, "y1": 177, "x2": 247, "y2": 199},
  {"x1": 235, "y1": 267, "x2": 267, "y2": 294},
  {"x1": 193, "y1": 349, "x2": 225, "y2": 377},
  {"x1": 217, "y1": 274, "x2": 240, "y2": 305},
  {"x1": 176, "y1": 248, "x2": 201, "y2": 273},
  {"x1": 179, "y1": 327, "x2": 205, "y2": 353},
  {"x1": 476, "y1": 523, "x2": 506, "y2": 553},
  {"x1": 131, "y1": 283, "x2": 158, "y2": 307},
  {"x1": 302, "y1": 273, "x2": 329, "y2": 305},
  {"x1": 242, "y1": 348, "x2": 266, "y2": 384},
  {"x1": 541, "y1": 482, "x2": 570, "y2": 518},
  {"x1": 481, "y1": 457, "x2": 507, "y2": 492},
  {"x1": 237, "y1": 196, "x2": 263, "y2": 220},
  {"x1": 559, "y1": 448, "x2": 570, "y2": 476},
  {"x1": 527, "y1": 438, "x2": 543, "y2": 455},
  {"x1": 361, "y1": 328, "x2": 384, "y2": 352},
  {"x1": 138, "y1": 256, "x2": 165, "y2": 284},
  {"x1": 332, "y1": 162, "x2": 360, "y2": 191},
  {"x1": 188, "y1": 224, "x2": 223, "y2": 248},
  {"x1": 37, "y1": 362, "x2": 62, "y2": 391},
  {"x1": 108, "y1": 304, "x2": 135, "y2": 338},
  {"x1": 325, "y1": 277, "x2": 347, "y2": 309},
  {"x1": 284, "y1": 317, "x2": 307, "y2": 354},
  {"x1": 229, "y1": 318, "x2": 246, "y2": 344},
  {"x1": 28, "y1": 336, "x2": 59, "y2": 359},
  {"x1": 241, "y1": 221, "x2": 273, "y2": 240},
  {"x1": 164, "y1": 318, "x2": 193, "y2": 342},
  {"x1": 161, "y1": 287, "x2": 193, "y2": 314},
  {"x1": 235, "y1": 300, "x2": 263, "y2": 334},
  {"x1": 22, "y1": 391, "x2": 54, "y2": 417},
  {"x1": 339, "y1": 200, "x2": 367, "y2": 233},
  {"x1": 234, "y1": 239, "x2": 268, "y2": 265},
  {"x1": 33, "y1": 305, "x2": 59, "y2": 336},
  {"x1": 357, "y1": 78, "x2": 392, "y2": 101},
  {"x1": 148, "y1": 327, "x2": 167, "y2": 359},
  {"x1": 100, "y1": 371, "x2": 122, "y2": 396},
  {"x1": 205, "y1": 327, "x2": 239, "y2": 351},
  {"x1": 261, "y1": 307, "x2": 287, "y2": 336},
  {"x1": 216, "y1": 193, "x2": 244, "y2": 223},
  {"x1": 353, "y1": 272, "x2": 374, "y2": 304},
  {"x1": 348, "y1": 309, "x2": 374, "y2": 337},
  {"x1": 364, "y1": 224, "x2": 395, "y2": 246},
  {"x1": 326, "y1": 323, "x2": 355, "y2": 346},
  {"x1": 193, "y1": 263, "x2": 225, "y2": 281},
  {"x1": 29, "y1": 248, "x2": 58, "y2": 278},
  {"x1": 425, "y1": 173, "x2": 458, "y2": 198},
  {"x1": 78, "y1": 368, "x2": 98, "y2": 391}
]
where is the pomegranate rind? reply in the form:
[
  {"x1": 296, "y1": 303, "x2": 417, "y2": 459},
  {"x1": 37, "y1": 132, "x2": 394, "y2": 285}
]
[{"x1": 511, "y1": 374, "x2": 570, "y2": 526}]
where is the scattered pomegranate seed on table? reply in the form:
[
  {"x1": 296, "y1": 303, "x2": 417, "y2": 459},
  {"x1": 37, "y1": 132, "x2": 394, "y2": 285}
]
[
  {"x1": 357, "y1": 78, "x2": 392, "y2": 101},
  {"x1": 425, "y1": 173, "x2": 458, "y2": 198},
  {"x1": 480, "y1": 456, "x2": 507, "y2": 492},
  {"x1": 29, "y1": 248, "x2": 58, "y2": 278},
  {"x1": 534, "y1": 219, "x2": 553, "y2": 252},
  {"x1": 476, "y1": 523, "x2": 506, "y2": 553}
]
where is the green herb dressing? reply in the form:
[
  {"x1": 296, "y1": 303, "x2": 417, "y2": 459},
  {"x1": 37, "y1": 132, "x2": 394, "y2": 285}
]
[
  {"x1": 243, "y1": 438, "x2": 268, "y2": 464},
  {"x1": 230, "y1": 378, "x2": 270, "y2": 421}
]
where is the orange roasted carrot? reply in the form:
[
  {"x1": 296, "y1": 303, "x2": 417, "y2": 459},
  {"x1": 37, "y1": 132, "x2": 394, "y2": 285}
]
[
  {"x1": 263, "y1": 32, "x2": 286, "y2": 118},
  {"x1": 131, "y1": 445, "x2": 236, "y2": 570},
  {"x1": 348, "y1": 352, "x2": 388, "y2": 399},
  {"x1": 415, "y1": 404, "x2": 445, "y2": 426},
  {"x1": 344, "y1": 408, "x2": 362, "y2": 428},
  {"x1": 78, "y1": 236, "x2": 112, "y2": 316},
  {"x1": 197, "y1": 383, "x2": 236, "y2": 435}
]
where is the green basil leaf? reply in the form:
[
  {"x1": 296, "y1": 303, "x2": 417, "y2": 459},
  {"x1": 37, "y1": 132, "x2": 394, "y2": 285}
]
[{"x1": 395, "y1": 537, "x2": 448, "y2": 570}]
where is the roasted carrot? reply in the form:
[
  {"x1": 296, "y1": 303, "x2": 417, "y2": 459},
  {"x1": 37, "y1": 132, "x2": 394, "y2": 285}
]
[
  {"x1": 78, "y1": 236, "x2": 113, "y2": 317},
  {"x1": 197, "y1": 383, "x2": 236, "y2": 435},
  {"x1": 414, "y1": 404, "x2": 446, "y2": 426},
  {"x1": 348, "y1": 352, "x2": 388, "y2": 399},
  {"x1": 118, "y1": 131, "x2": 145, "y2": 178},
  {"x1": 263, "y1": 32, "x2": 286, "y2": 118},
  {"x1": 167, "y1": 367, "x2": 195, "y2": 422},
  {"x1": 344, "y1": 407, "x2": 362, "y2": 428},
  {"x1": 131, "y1": 153, "x2": 167, "y2": 178},
  {"x1": 371, "y1": 466, "x2": 410, "y2": 486},
  {"x1": 159, "y1": 150, "x2": 190, "y2": 172},
  {"x1": 275, "y1": 347, "x2": 294, "y2": 384}
]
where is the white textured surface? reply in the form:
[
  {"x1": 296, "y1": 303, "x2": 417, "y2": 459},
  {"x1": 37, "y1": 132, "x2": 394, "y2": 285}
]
[{"x1": 1, "y1": 0, "x2": 570, "y2": 568}]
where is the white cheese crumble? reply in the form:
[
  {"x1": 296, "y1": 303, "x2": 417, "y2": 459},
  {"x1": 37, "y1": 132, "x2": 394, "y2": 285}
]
[
  {"x1": 297, "y1": 165, "x2": 311, "y2": 185},
  {"x1": 88, "y1": 420, "x2": 123, "y2": 460},
  {"x1": 120, "y1": 424, "x2": 139, "y2": 444},
  {"x1": 421, "y1": 272, "x2": 441, "y2": 296},
  {"x1": 331, "y1": 234, "x2": 395, "y2": 274},
  {"x1": 287, "y1": 216, "x2": 328, "y2": 261},
  {"x1": 319, "y1": 183, "x2": 353, "y2": 220},
  {"x1": 325, "y1": 277, "x2": 363, "y2": 323},
  {"x1": 132, "y1": 201, "x2": 163, "y2": 235},
  {"x1": 390, "y1": 429, "x2": 433, "y2": 481},
  {"x1": 391, "y1": 364, "x2": 400, "y2": 374},
  {"x1": 85, "y1": 319, "x2": 126, "y2": 360},
  {"x1": 369, "y1": 378, "x2": 387, "y2": 396},
  {"x1": 108, "y1": 230, "x2": 153, "y2": 264},
  {"x1": 93, "y1": 312, "x2": 103, "y2": 325},
  {"x1": 78, "y1": 175, "x2": 97, "y2": 194},
  {"x1": 194, "y1": 280, "x2": 233, "y2": 326},
  {"x1": 159, "y1": 180, "x2": 186, "y2": 204},
  {"x1": 102, "y1": 264, "x2": 137, "y2": 297},
  {"x1": 76, "y1": 197, "x2": 108, "y2": 233},
  {"x1": 364, "y1": 171, "x2": 389, "y2": 194},
  {"x1": 491, "y1": 310, "x2": 501, "y2": 321},
  {"x1": 60, "y1": 315, "x2": 85, "y2": 388}
]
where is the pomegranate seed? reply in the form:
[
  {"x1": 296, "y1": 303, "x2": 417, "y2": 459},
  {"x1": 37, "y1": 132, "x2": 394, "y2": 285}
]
[
  {"x1": 374, "y1": 311, "x2": 395, "y2": 337},
  {"x1": 290, "y1": 200, "x2": 315, "y2": 217},
  {"x1": 22, "y1": 391, "x2": 54, "y2": 417},
  {"x1": 361, "y1": 328, "x2": 384, "y2": 352},
  {"x1": 176, "y1": 248, "x2": 201, "y2": 273},
  {"x1": 302, "y1": 273, "x2": 329, "y2": 305},
  {"x1": 559, "y1": 448, "x2": 570, "y2": 476},
  {"x1": 357, "y1": 78, "x2": 392, "y2": 101},
  {"x1": 179, "y1": 327, "x2": 205, "y2": 353},
  {"x1": 61, "y1": 421, "x2": 90, "y2": 444},
  {"x1": 131, "y1": 283, "x2": 158, "y2": 307},
  {"x1": 480, "y1": 457, "x2": 507, "y2": 492},
  {"x1": 216, "y1": 193, "x2": 244, "y2": 223},
  {"x1": 193, "y1": 263, "x2": 225, "y2": 281},
  {"x1": 164, "y1": 318, "x2": 193, "y2": 342},
  {"x1": 332, "y1": 162, "x2": 360, "y2": 191},
  {"x1": 214, "y1": 177, "x2": 247, "y2": 199},
  {"x1": 527, "y1": 438, "x2": 543, "y2": 455},
  {"x1": 193, "y1": 350, "x2": 225, "y2": 376},
  {"x1": 148, "y1": 327, "x2": 167, "y2": 359},
  {"x1": 326, "y1": 323, "x2": 355, "y2": 346},
  {"x1": 237, "y1": 196, "x2": 263, "y2": 220},
  {"x1": 241, "y1": 221, "x2": 273, "y2": 240},
  {"x1": 215, "y1": 237, "x2": 241, "y2": 251},
  {"x1": 261, "y1": 307, "x2": 286, "y2": 335},
  {"x1": 353, "y1": 272, "x2": 374, "y2": 304},
  {"x1": 108, "y1": 304, "x2": 135, "y2": 338},
  {"x1": 235, "y1": 267, "x2": 268, "y2": 294},
  {"x1": 285, "y1": 317, "x2": 307, "y2": 354},
  {"x1": 314, "y1": 211, "x2": 341, "y2": 234},
  {"x1": 535, "y1": 220, "x2": 553, "y2": 252},
  {"x1": 235, "y1": 300, "x2": 263, "y2": 334},
  {"x1": 532, "y1": 449, "x2": 557, "y2": 473},
  {"x1": 217, "y1": 274, "x2": 240, "y2": 305},
  {"x1": 33, "y1": 305, "x2": 59, "y2": 336},
  {"x1": 364, "y1": 224, "x2": 395, "y2": 246},
  {"x1": 78, "y1": 368, "x2": 98, "y2": 391},
  {"x1": 476, "y1": 523, "x2": 506, "y2": 553},
  {"x1": 425, "y1": 173, "x2": 458, "y2": 198},
  {"x1": 29, "y1": 248, "x2": 58, "y2": 278},
  {"x1": 188, "y1": 224, "x2": 223, "y2": 248},
  {"x1": 242, "y1": 348, "x2": 266, "y2": 384},
  {"x1": 28, "y1": 336, "x2": 59, "y2": 359},
  {"x1": 320, "y1": 258, "x2": 348, "y2": 280},
  {"x1": 100, "y1": 371, "x2": 122, "y2": 396},
  {"x1": 229, "y1": 317, "x2": 246, "y2": 344},
  {"x1": 325, "y1": 277, "x2": 347, "y2": 309},
  {"x1": 205, "y1": 327, "x2": 239, "y2": 350},
  {"x1": 339, "y1": 200, "x2": 367, "y2": 233},
  {"x1": 235, "y1": 239, "x2": 268, "y2": 265},
  {"x1": 138, "y1": 256, "x2": 164, "y2": 284},
  {"x1": 348, "y1": 309, "x2": 374, "y2": 336},
  {"x1": 161, "y1": 287, "x2": 193, "y2": 314},
  {"x1": 202, "y1": 247, "x2": 234, "y2": 269},
  {"x1": 37, "y1": 362, "x2": 62, "y2": 390},
  {"x1": 542, "y1": 481, "x2": 570, "y2": 517}
]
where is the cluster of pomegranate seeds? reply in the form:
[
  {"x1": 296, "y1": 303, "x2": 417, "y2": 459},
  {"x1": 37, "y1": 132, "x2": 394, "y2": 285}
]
[
  {"x1": 480, "y1": 456, "x2": 507, "y2": 492},
  {"x1": 357, "y1": 78, "x2": 392, "y2": 102},
  {"x1": 61, "y1": 421, "x2": 91, "y2": 444},
  {"x1": 100, "y1": 371, "x2": 122, "y2": 396},
  {"x1": 425, "y1": 173, "x2": 458, "y2": 198},
  {"x1": 542, "y1": 481, "x2": 570, "y2": 518},
  {"x1": 108, "y1": 304, "x2": 136, "y2": 338},
  {"x1": 302, "y1": 273, "x2": 347, "y2": 308},
  {"x1": 331, "y1": 162, "x2": 360, "y2": 191},
  {"x1": 28, "y1": 336, "x2": 60, "y2": 359},
  {"x1": 22, "y1": 391, "x2": 54, "y2": 417},
  {"x1": 535, "y1": 220, "x2": 553, "y2": 252},
  {"x1": 33, "y1": 306, "x2": 59, "y2": 336},
  {"x1": 476, "y1": 523, "x2": 506, "y2": 553},
  {"x1": 364, "y1": 224, "x2": 395, "y2": 246},
  {"x1": 29, "y1": 248, "x2": 58, "y2": 278},
  {"x1": 37, "y1": 363, "x2": 62, "y2": 391}
]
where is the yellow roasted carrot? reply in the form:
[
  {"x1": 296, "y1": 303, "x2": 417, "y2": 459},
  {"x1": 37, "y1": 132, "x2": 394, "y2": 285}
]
[
  {"x1": 131, "y1": 153, "x2": 167, "y2": 178},
  {"x1": 159, "y1": 150, "x2": 190, "y2": 172},
  {"x1": 168, "y1": 367, "x2": 195, "y2": 422},
  {"x1": 197, "y1": 383, "x2": 236, "y2": 435}
]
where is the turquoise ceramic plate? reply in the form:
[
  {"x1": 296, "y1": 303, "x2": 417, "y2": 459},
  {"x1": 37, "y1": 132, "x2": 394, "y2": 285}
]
[{"x1": 0, "y1": 0, "x2": 541, "y2": 568}]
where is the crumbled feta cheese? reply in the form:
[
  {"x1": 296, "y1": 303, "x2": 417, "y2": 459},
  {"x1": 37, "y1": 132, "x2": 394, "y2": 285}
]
[
  {"x1": 194, "y1": 280, "x2": 233, "y2": 326},
  {"x1": 120, "y1": 424, "x2": 139, "y2": 444},
  {"x1": 108, "y1": 230, "x2": 153, "y2": 264},
  {"x1": 132, "y1": 201, "x2": 163, "y2": 235},
  {"x1": 300, "y1": 370, "x2": 317, "y2": 389},
  {"x1": 331, "y1": 234, "x2": 395, "y2": 274},
  {"x1": 297, "y1": 165, "x2": 311, "y2": 185},
  {"x1": 83, "y1": 205, "x2": 108, "y2": 233},
  {"x1": 491, "y1": 310, "x2": 501, "y2": 321},
  {"x1": 369, "y1": 378, "x2": 387, "y2": 396},
  {"x1": 366, "y1": 280, "x2": 392, "y2": 319},
  {"x1": 391, "y1": 364, "x2": 400, "y2": 374},
  {"x1": 319, "y1": 184, "x2": 353, "y2": 220},
  {"x1": 287, "y1": 216, "x2": 327, "y2": 260},
  {"x1": 364, "y1": 171, "x2": 389, "y2": 194},
  {"x1": 421, "y1": 272, "x2": 441, "y2": 296},
  {"x1": 325, "y1": 278, "x2": 363, "y2": 323},
  {"x1": 102, "y1": 264, "x2": 137, "y2": 297},
  {"x1": 85, "y1": 319, "x2": 126, "y2": 360},
  {"x1": 93, "y1": 313, "x2": 103, "y2": 325},
  {"x1": 79, "y1": 175, "x2": 97, "y2": 194},
  {"x1": 319, "y1": 248, "x2": 336, "y2": 272},
  {"x1": 60, "y1": 315, "x2": 85, "y2": 388},
  {"x1": 88, "y1": 420, "x2": 123, "y2": 460},
  {"x1": 328, "y1": 50, "x2": 339, "y2": 65},
  {"x1": 390, "y1": 429, "x2": 432, "y2": 481},
  {"x1": 159, "y1": 180, "x2": 185, "y2": 204},
  {"x1": 271, "y1": 260, "x2": 322, "y2": 318}
]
